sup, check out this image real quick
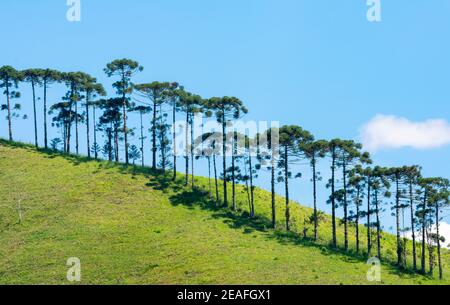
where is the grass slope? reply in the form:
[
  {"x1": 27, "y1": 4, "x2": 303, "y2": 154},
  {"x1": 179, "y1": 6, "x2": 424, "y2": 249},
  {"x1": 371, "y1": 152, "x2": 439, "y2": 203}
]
[{"x1": 0, "y1": 141, "x2": 447, "y2": 285}]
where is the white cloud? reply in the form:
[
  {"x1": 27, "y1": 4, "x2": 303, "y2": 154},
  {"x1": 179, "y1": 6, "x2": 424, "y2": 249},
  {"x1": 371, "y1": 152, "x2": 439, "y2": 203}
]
[
  {"x1": 360, "y1": 114, "x2": 450, "y2": 152},
  {"x1": 405, "y1": 222, "x2": 450, "y2": 249}
]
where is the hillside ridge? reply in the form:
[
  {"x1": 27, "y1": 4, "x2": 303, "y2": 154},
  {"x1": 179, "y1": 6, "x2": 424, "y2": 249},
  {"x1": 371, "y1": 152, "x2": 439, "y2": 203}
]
[{"x1": 0, "y1": 140, "x2": 446, "y2": 285}]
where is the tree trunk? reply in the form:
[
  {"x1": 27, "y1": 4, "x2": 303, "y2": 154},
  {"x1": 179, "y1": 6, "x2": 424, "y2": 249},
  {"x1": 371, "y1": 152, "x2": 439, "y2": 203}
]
[
  {"x1": 108, "y1": 128, "x2": 113, "y2": 162},
  {"x1": 32, "y1": 81, "x2": 38, "y2": 147},
  {"x1": 67, "y1": 100, "x2": 72, "y2": 154},
  {"x1": 208, "y1": 156, "x2": 212, "y2": 195},
  {"x1": 114, "y1": 124, "x2": 119, "y2": 162},
  {"x1": 213, "y1": 153, "x2": 219, "y2": 204},
  {"x1": 249, "y1": 148, "x2": 255, "y2": 218},
  {"x1": 173, "y1": 102, "x2": 177, "y2": 180},
  {"x1": 343, "y1": 161, "x2": 348, "y2": 252},
  {"x1": 409, "y1": 180, "x2": 417, "y2": 271},
  {"x1": 271, "y1": 144, "x2": 276, "y2": 229},
  {"x1": 190, "y1": 118, "x2": 195, "y2": 189},
  {"x1": 421, "y1": 191, "x2": 427, "y2": 274},
  {"x1": 231, "y1": 132, "x2": 236, "y2": 211},
  {"x1": 63, "y1": 124, "x2": 67, "y2": 153},
  {"x1": 395, "y1": 176, "x2": 402, "y2": 267},
  {"x1": 331, "y1": 149, "x2": 337, "y2": 247},
  {"x1": 140, "y1": 112, "x2": 144, "y2": 166},
  {"x1": 428, "y1": 226, "x2": 434, "y2": 276},
  {"x1": 6, "y1": 82, "x2": 12, "y2": 141},
  {"x1": 312, "y1": 154, "x2": 318, "y2": 241},
  {"x1": 244, "y1": 156, "x2": 251, "y2": 214},
  {"x1": 185, "y1": 111, "x2": 189, "y2": 185},
  {"x1": 122, "y1": 90, "x2": 129, "y2": 165},
  {"x1": 222, "y1": 114, "x2": 228, "y2": 207},
  {"x1": 86, "y1": 95, "x2": 91, "y2": 158},
  {"x1": 284, "y1": 146, "x2": 290, "y2": 231},
  {"x1": 436, "y1": 202, "x2": 443, "y2": 280},
  {"x1": 75, "y1": 97, "x2": 79, "y2": 155},
  {"x1": 367, "y1": 177, "x2": 371, "y2": 257},
  {"x1": 375, "y1": 188, "x2": 381, "y2": 259},
  {"x1": 160, "y1": 104, "x2": 166, "y2": 172},
  {"x1": 152, "y1": 100, "x2": 157, "y2": 170},
  {"x1": 93, "y1": 105, "x2": 98, "y2": 159},
  {"x1": 44, "y1": 79, "x2": 48, "y2": 149},
  {"x1": 356, "y1": 186, "x2": 361, "y2": 253}
]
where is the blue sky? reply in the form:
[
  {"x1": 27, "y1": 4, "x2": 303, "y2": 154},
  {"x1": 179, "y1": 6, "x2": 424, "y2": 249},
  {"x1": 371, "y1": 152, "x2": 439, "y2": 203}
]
[{"x1": 1, "y1": 0, "x2": 450, "y2": 230}]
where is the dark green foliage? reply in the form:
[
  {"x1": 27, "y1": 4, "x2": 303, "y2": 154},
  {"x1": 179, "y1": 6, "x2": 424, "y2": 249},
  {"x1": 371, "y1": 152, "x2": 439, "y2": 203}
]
[
  {"x1": 104, "y1": 59, "x2": 143, "y2": 164},
  {"x1": 0, "y1": 66, "x2": 24, "y2": 141}
]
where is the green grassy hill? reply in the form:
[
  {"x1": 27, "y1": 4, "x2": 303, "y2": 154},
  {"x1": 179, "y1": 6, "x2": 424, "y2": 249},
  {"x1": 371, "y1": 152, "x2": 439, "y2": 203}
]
[{"x1": 0, "y1": 141, "x2": 448, "y2": 285}]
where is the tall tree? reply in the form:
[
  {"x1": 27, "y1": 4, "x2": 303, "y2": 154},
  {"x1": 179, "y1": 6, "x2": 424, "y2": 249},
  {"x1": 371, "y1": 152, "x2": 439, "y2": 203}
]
[
  {"x1": 224, "y1": 131, "x2": 244, "y2": 211},
  {"x1": 327, "y1": 139, "x2": 340, "y2": 248},
  {"x1": 0, "y1": 66, "x2": 23, "y2": 141},
  {"x1": 200, "y1": 132, "x2": 222, "y2": 203},
  {"x1": 134, "y1": 82, "x2": 170, "y2": 170},
  {"x1": 205, "y1": 97, "x2": 248, "y2": 207},
  {"x1": 387, "y1": 166, "x2": 414, "y2": 268},
  {"x1": 104, "y1": 59, "x2": 143, "y2": 164},
  {"x1": 132, "y1": 106, "x2": 151, "y2": 166},
  {"x1": 49, "y1": 101, "x2": 82, "y2": 153},
  {"x1": 163, "y1": 83, "x2": 183, "y2": 180},
  {"x1": 433, "y1": 178, "x2": 449, "y2": 280},
  {"x1": 178, "y1": 92, "x2": 203, "y2": 188},
  {"x1": 337, "y1": 141, "x2": 368, "y2": 252},
  {"x1": 61, "y1": 72, "x2": 88, "y2": 155},
  {"x1": 22, "y1": 69, "x2": 43, "y2": 147},
  {"x1": 371, "y1": 166, "x2": 391, "y2": 259},
  {"x1": 241, "y1": 135, "x2": 260, "y2": 217},
  {"x1": 348, "y1": 166, "x2": 366, "y2": 253},
  {"x1": 417, "y1": 178, "x2": 433, "y2": 274},
  {"x1": 302, "y1": 140, "x2": 328, "y2": 240},
  {"x1": 41, "y1": 69, "x2": 62, "y2": 149},
  {"x1": 90, "y1": 99, "x2": 104, "y2": 159},
  {"x1": 404, "y1": 165, "x2": 422, "y2": 271},
  {"x1": 266, "y1": 128, "x2": 280, "y2": 229},
  {"x1": 278, "y1": 125, "x2": 314, "y2": 231},
  {"x1": 81, "y1": 76, "x2": 106, "y2": 158},
  {"x1": 363, "y1": 167, "x2": 374, "y2": 257},
  {"x1": 97, "y1": 98, "x2": 123, "y2": 162}
]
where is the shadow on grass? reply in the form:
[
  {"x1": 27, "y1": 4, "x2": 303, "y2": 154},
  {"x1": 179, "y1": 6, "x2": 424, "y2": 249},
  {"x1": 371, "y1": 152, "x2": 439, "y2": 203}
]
[{"x1": 0, "y1": 139, "x2": 434, "y2": 282}]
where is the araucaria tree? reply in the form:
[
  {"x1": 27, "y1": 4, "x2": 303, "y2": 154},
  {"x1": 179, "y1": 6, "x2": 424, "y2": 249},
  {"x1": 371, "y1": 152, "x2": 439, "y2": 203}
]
[
  {"x1": 336, "y1": 140, "x2": 368, "y2": 252},
  {"x1": 81, "y1": 75, "x2": 106, "y2": 158},
  {"x1": 163, "y1": 83, "x2": 183, "y2": 180},
  {"x1": 370, "y1": 166, "x2": 391, "y2": 259},
  {"x1": 205, "y1": 97, "x2": 248, "y2": 207},
  {"x1": 41, "y1": 69, "x2": 62, "y2": 149},
  {"x1": 387, "y1": 166, "x2": 416, "y2": 269},
  {"x1": 97, "y1": 98, "x2": 123, "y2": 162},
  {"x1": 265, "y1": 128, "x2": 280, "y2": 229},
  {"x1": 104, "y1": 59, "x2": 143, "y2": 165},
  {"x1": 348, "y1": 166, "x2": 366, "y2": 253},
  {"x1": 178, "y1": 92, "x2": 203, "y2": 188},
  {"x1": 61, "y1": 72, "x2": 87, "y2": 155},
  {"x1": 404, "y1": 166, "x2": 422, "y2": 271},
  {"x1": 431, "y1": 178, "x2": 449, "y2": 279},
  {"x1": 302, "y1": 140, "x2": 328, "y2": 240},
  {"x1": 132, "y1": 106, "x2": 151, "y2": 166},
  {"x1": 327, "y1": 139, "x2": 340, "y2": 248},
  {"x1": 0, "y1": 66, "x2": 23, "y2": 141},
  {"x1": 278, "y1": 125, "x2": 314, "y2": 231},
  {"x1": 22, "y1": 69, "x2": 43, "y2": 147},
  {"x1": 134, "y1": 82, "x2": 170, "y2": 170},
  {"x1": 417, "y1": 177, "x2": 449, "y2": 278},
  {"x1": 49, "y1": 101, "x2": 82, "y2": 154}
]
